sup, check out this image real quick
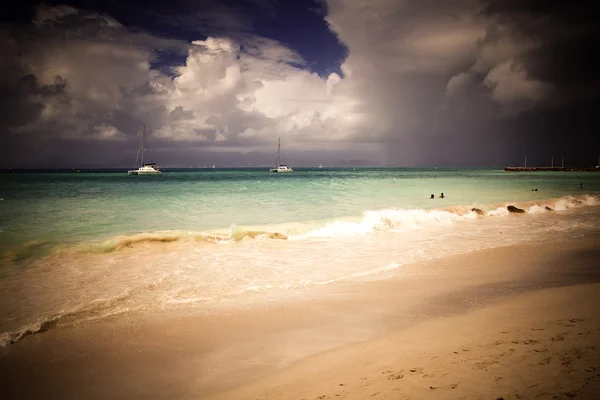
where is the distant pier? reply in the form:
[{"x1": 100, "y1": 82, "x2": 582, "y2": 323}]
[{"x1": 503, "y1": 167, "x2": 600, "y2": 172}]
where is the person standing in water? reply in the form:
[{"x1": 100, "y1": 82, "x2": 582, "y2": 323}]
[
  {"x1": 430, "y1": 194, "x2": 434, "y2": 199},
  {"x1": 440, "y1": 193, "x2": 445, "y2": 198},
  {"x1": 580, "y1": 183, "x2": 584, "y2": 190}
]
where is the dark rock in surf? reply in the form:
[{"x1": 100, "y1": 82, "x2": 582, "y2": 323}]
[
  {"x1": 507, "y1": 205, "x2": 526, "y2": 213},
  {"x1": 471, "y1": 208, "x2": 485, "y2": 215}
]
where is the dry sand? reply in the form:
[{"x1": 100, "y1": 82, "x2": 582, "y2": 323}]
[
  {"x1": 214, "y1": 284, "x2": 600, "y2": 400},
  {"x1": 1, "y1": 237, "x2": 599, "y2": 400}
]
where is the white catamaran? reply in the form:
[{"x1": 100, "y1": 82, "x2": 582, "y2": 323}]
[
  {"x1": 269, "y1": 137, "x2": 293, "y2": 173},
  {"x1": 128, "y1": 126, "x2": 161, "y2": 175}
]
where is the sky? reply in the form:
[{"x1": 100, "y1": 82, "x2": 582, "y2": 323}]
[{"x1": 1, "y1": 0, "x2": 599, "y2": 168}]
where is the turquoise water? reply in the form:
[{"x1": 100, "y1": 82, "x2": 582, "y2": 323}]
[
  {"x1": 1, "y1": 168, "x2": 597, "y2": 255},
  {"x1": 1, "y1": 167, "x2": 599, "y2": 346}
]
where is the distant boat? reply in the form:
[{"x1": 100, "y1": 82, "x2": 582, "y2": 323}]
[
  {"x1": 318, "y1": 164, "x2": 323, "y2": 169},
  {"x1": 269, "y1": 137, "x2": 293, "y2": 173},
  {"x1": 128, "y1": 126, "x2": 161, "y2": 175}
]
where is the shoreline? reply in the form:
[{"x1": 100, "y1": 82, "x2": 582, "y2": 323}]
[{"x1": 1, "y1": 237, "x2": 599, "y2": 399}]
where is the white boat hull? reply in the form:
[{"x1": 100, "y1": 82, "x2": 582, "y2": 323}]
[
  {"x1": 129, "y1": 170, "x2": 161, "y2": 175},
  {"x1": 128, "y1": 165, "x2": 161, "y2": 175}
]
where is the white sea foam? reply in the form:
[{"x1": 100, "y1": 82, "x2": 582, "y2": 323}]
[
  {"x1": 1, "y1": 194, "x2": 599, "y2": 348},
  {"x1": 527, "y1": 205, "x2": 549, "y2": 214},
  {"x1": 487, "y1": 207, "x2": 510, "y2": 216},
  {"x1": 294, "y1": 209, "x2": 478, "y2": 239}
]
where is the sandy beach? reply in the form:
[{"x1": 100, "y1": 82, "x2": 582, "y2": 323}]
[
  {"x1": 215, "y1": 283, "x2": 600, "y2": 400},
  {"x1": 1, "y1": 236, "x2": 599, "y2": 400},
  {"x1": 3, "y1": 1, "x2": 599, "y2": 398}
]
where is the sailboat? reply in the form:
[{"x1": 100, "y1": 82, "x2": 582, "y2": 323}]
[
  {"x1": 128, "y1": 126, "x2": 161, "y2": 175},
  {"x1": 269, "y1": 137, "x2": 293, "y2": 173}
]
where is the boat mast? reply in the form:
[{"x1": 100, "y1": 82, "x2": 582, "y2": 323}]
[
  {"x1": 134, "y1": 126, "x2": 145, "y2": 168},
  {"x1": 275, "y1": 137, "x2": 281, "y2": 167},
  {"x1": 134, "y1": 125, "x2": 147, "y2": 168},
  {"x1": 141, "y1": 125, "x2": 145, "y2": 167}
]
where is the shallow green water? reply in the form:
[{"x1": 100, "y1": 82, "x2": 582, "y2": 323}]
[{"x1": 1, "y1": 168, "x2": 597, "y2": 253}]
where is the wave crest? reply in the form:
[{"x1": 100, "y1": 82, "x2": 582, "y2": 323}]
[
  {"x1": 4, "y1": 195, "x2": 598, "y2": 262},
  {"x1": 296, "y1": 194, "x2": 599, "y2": 239}
]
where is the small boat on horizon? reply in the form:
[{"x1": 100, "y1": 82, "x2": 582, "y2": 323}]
[
  {"x1": 269, "y1": 137, "x2": 293, "y2": 173},
  {"x1": 128, "y1": 126, "x2": 161, "y2": 175}
]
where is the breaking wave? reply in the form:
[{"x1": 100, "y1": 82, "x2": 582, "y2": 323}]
[
  {"x1": 2, "y1": 194, "x2": 598, "y2": 262},
  {"x1": 295, "y1": 194, "x2": 599, "y2": 239}
]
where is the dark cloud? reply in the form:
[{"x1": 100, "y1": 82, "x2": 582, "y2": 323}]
[
  {"x1": 0, "y1": 75, "x2": 46, "y2": 129},
  {"x1": 324, "y1": 0, "x2": 599, "y2": 166},
  {"x1": 1, "y1": 1, "x2": 599, "y2": 168},
  {"x1": 481, "y1": 0, "x2": 600, "y2": 103}
]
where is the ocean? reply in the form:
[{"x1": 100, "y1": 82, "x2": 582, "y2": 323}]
[{"x1": 1, "y1": 167, "x2": 599, "y2": 347}]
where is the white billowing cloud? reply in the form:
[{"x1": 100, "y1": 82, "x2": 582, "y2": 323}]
[
  {"x1": 326, "y1": 72, "x2": 341, "y2": 95},
  {"x1": 5, "y1": 7, "x2": 370, "y2": 155},
  {"x1": 152, "y1": 36, "x2": 367, "y2": 146},
  {"x1": 170, "y1": 38, "x2": 246, "y2": 112}
]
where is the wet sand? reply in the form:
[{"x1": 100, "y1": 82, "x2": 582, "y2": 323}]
[{"x1": 1, "y1": 237, "x2": 599, "y2": 399}]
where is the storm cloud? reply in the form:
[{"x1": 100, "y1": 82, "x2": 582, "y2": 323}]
[
  {"x1": 325, "y1": 0, "x2": 599, "y2": 166},
  {"x1": 1, "y1": 0, "x2": 598, "y2": 167}
]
